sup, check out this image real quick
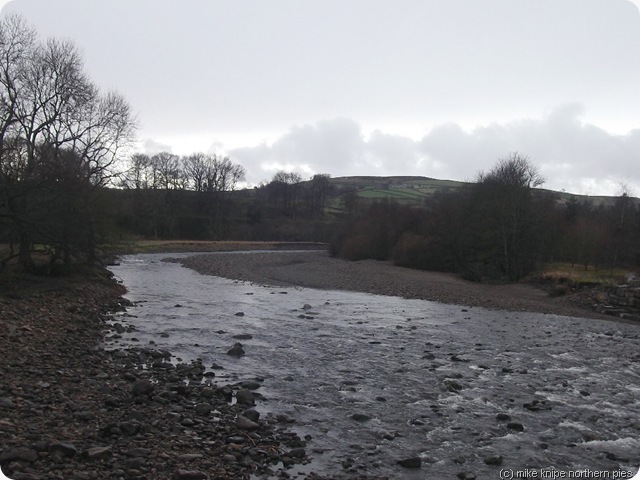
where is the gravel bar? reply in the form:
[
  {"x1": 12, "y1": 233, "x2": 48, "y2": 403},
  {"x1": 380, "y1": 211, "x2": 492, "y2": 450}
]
[{"x1": 179, "y1": 250, "x2": 612, "y2": 321}]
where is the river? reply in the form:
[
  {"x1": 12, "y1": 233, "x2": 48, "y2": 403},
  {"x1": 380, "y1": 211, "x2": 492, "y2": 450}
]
[{"x1": 108, "y1": 252, "x2": 640, "y2": 479}]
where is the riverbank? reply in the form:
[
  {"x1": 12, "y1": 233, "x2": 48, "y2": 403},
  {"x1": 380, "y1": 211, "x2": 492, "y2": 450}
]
[
  {"x1": 178, "y1": 250, "x2": 613, "y2": 321},
  {"x1": 109, "y1": 240, "x2": 327, "y2": 255},
  {"x1": 0, "y1": 271, "x2": 374, "y2": 480}
]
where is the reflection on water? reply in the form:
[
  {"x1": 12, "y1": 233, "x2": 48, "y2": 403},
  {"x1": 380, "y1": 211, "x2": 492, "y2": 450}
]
[{"x1": 109, "y1": 253, "x2": 640, "y2": 479}]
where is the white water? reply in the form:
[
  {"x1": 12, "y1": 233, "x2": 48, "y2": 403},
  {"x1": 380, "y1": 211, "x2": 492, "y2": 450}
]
[{"x1": 109, "y1": 253, "x2": 640, "y2": 479}]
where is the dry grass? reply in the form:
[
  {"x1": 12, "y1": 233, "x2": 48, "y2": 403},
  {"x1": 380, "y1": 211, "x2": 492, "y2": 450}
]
[{"x1": 533, "y1": 262, "x2": 630, "y2": 297}]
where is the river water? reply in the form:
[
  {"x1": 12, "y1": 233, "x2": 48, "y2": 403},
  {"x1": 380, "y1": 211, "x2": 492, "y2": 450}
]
[{"x1": 108, "y1": 252, "x2": 640, "y2": 479}]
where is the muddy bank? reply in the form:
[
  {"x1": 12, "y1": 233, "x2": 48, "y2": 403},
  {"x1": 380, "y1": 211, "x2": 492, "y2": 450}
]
[
  {"x1": 0, "y1": 272, "x2": 369, "y2": 480},
  {"x1": 178, "y1": 250, "x2": 610, "y2": 321}
]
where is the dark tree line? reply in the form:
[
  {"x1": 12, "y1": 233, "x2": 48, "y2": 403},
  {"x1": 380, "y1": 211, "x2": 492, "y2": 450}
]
[
  {"x1": 115, "y1": 152, "x2": 246, "y2": 239},
  {"x1": 331, "y1": 153, "x2": 640, "y2": 282},
  {"x1": 112, "y1": 163, "x2": 336, "y2": 241},
  {"x1": 261, "y1": 172, "x2": 333, "y2": 218},
  {"x1": 0, "y1": 16, "x2": 135, "y2": 272}
]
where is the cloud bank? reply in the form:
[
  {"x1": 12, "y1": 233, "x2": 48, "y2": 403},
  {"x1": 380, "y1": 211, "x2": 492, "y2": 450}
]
[{"x1": 228, "y1": 106, "x2": 640, "y2": 196}]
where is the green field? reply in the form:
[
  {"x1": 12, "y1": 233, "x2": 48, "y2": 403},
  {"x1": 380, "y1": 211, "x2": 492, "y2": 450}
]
[{"x1": 329, "y1": 176, "x2": 466, "y2": 205}]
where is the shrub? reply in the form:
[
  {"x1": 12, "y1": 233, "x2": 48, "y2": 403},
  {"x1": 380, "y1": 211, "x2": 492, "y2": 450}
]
[{"x1": 392, "y1": 233, "x2": 433, "y2": 269}]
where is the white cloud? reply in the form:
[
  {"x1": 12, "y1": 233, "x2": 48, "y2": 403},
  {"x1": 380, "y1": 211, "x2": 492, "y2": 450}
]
[{"x1": 229, "y1": 109, "x2": 640, "y2": 196}]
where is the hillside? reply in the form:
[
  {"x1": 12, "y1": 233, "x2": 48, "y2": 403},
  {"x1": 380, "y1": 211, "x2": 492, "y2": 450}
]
[
  {"x1": 329, "y1": 176, "x2": 466, "y2": 204},
  {"x1": 326, "y1": 176, "x2": 638, "y2": 208}
]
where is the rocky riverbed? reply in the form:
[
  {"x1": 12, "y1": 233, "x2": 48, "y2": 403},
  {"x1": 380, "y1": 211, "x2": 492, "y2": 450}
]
[
  {"x1": 106, "y1": 252, "x2": 640, "y2": 479},
  {"x1": 0, "y1": 271, "x2": 377, "y2": 480}
]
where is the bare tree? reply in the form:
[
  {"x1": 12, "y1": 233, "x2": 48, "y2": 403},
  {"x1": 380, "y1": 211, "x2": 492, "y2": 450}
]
[
  {"x1": 0, "y1": 15, "x2": 136, "y2": 271},
  {"x1": 268, "y1": 171, "x2": 302, "y2": 216},
  {"x1": 150, "y1": 152, "x2": 181, "y2": 190},
  {"x1": 183, "y1": 152, "x2": 209, "y2": 192},
  {"x1": 472, "y1": 153, "x2": 546, "y2": 280},
  {"x1": 120, "y1": 153, "x2": 151, "y2": 190}
]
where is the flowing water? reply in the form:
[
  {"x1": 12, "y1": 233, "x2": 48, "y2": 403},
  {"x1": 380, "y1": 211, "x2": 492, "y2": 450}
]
[{"x1": 108, "y1": 253, "x2": 640, "y2": 479}]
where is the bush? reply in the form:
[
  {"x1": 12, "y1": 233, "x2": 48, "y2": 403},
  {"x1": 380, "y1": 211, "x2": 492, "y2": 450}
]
[
  {"x1": 392, "y1": 233, "x2": 433, "y2": 269},
  {"x1": 339, "y1": 233, "x2": 386, "y2": 261}
]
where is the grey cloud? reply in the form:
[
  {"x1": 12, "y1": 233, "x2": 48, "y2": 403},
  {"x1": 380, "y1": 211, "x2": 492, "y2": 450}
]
[{"x1": 6, "y1": 0, "x2": 640, "y2": 137}]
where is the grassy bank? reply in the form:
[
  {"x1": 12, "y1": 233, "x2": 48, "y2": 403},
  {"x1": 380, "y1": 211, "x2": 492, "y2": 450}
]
[
  {"x1": 533, "y1": 262, "x2": 631, "y2": 297},
  {"x1": 106, "y1": 239, "x2": 328, "y2": 255}
]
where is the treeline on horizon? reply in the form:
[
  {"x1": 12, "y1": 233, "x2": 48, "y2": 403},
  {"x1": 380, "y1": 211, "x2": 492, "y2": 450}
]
[
  {"x1": 330, "y1": 154, "x2": 639, "y2": 282},
  {"x1": 1, "y1": 15, "x2": 638, "y2": 282}
]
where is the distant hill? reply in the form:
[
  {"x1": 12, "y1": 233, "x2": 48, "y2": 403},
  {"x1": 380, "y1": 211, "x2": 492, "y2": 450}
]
[{"x1": 324, "y1": 175, "x2": 639, "y2": 208}]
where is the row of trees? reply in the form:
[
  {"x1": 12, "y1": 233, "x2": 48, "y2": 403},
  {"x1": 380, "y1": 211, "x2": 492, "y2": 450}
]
[
  {"x1": 115, "y1": 152, "x2": 246, "y2": 239},
  {"x1": 113, "y1": 150, "x2": 336, "y2": 240},
  {"x1": 0, "y1": 15, "x2": 135, "y2": 272},
  {"x1": 120, "y1": 152, "x2": 245, "y2": 192},
  {"x1": 261, "y1": 172, "x2": 333, "y2": 218},
  {"x1": 331, "y1": 154, "x2": 639, "y2": 281}
]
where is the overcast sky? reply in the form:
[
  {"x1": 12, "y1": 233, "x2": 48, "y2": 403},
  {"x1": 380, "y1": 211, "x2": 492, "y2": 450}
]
[{"x1": 2, "y1": 0, "x2": 640, "y2": 195}]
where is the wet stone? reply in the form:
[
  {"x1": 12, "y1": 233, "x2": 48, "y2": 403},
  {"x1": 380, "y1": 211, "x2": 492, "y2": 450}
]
[
  {"x1": 235, "y1": 389, "x2": 255, "y2": 405},
  {"x1": 227, "y1": 436, "x2": 246, "y2": 443},
  {"x1": 450, "y1": 355, "x2": 470, "y2": 362},
  {"x1": 236, "y1": 415, "x2": 260, "y2": 430},
  {"x1": 242, "y1": 409, "x2": 260, "y2": 422},
  {"x1": 176, "y1": 454, "x2": 204, "y2": 462},
  {"x1": 507, "y1": 422, "x2": 525, "y2": 432},
  {"x1": 240, "y1": 380, "x2": 261, "y2": 390},
  {"x1": 523, "y1": 399, "x2": 552, "y2": 411},
  {"x1": 397, "y1": 456, "x2": 422, "y2": 469},
  {"x1": 194, "y1": 403, "x2": 212, "y2": 416},
  {"x1": 50, "y1": 442, "x2": 77, "y2": 457},
  {"x1": 444, "y1": 379, "x2": 464, "y2": 392},
  {"x1": 351, "y1": 413, "x2": 371, "y2": 422},
  {"x1": 0, "y1": 448, "x2": 39, "y2": 463},
  {"x1": 233, "y1": 333, "x2": 252, "y2": 340},
  {"x1": 131, "y1": 379, "x2": 154, "y2": 397},
  {"x1": 484, "y1": 455, "x2": 503, "y2": 466},
  {"x1": 227, "y1": 343, "x2": 245, "y2": 357},
  {"x1": 84, "y1": 446, "x2": 112, "y2": 460},
  {"x1": 288, "y1": 448, "x2": 306, "y2": 458},
  {"x1": 126, "y1": 448, "x2": 151, "y2": 457},
  {"x1": 457, "y1": 472, "x2": 477, "y2": 480}
]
